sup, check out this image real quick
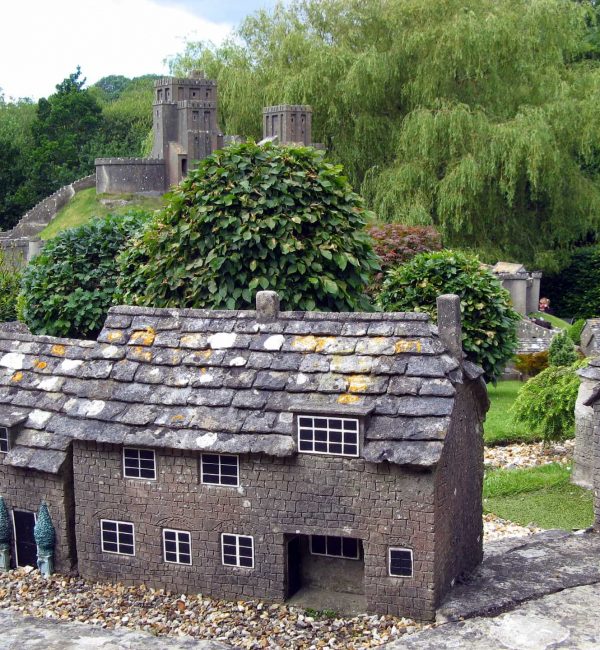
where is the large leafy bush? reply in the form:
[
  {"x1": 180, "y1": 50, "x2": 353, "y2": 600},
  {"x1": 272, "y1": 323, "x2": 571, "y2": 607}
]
[
  {"x1": 512, "y1": 361, "x2": 584, "y2": 442},
  {"x1": 20, "y1": 210, "x2": 149, "y2": 338},
  {"x1": 366, "y1": 224, "x2": 442, "y2": 291},
  {"x1": 118, "y1": 142, "x2": 380, "y2": 311},
  {"x1": 378, "y1": 250, "x2": 520, "y2": 382},
  {"x1": 0, "y1": 251, "x2": 20, "y2": 322}
]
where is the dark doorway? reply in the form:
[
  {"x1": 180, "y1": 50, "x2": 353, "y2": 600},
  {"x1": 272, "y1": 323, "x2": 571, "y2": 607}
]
[
  {"x1": 13, "y1": 510, "x2": 36, "y2": 567},
  {"x1": 181, "y1": 158, "x2": 188, "y2": 175},
  {"x1": 286, "y1": 535, "x2": 302, "y2": 598}
]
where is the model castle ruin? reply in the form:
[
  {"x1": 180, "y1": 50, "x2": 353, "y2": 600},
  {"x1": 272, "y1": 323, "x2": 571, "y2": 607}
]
[
  {"x1": 0, "y1": 293, "x2": 489, "y2": 621},
  {"x1": 96, "y1": 72, "x2": 316, "y2": 195}
]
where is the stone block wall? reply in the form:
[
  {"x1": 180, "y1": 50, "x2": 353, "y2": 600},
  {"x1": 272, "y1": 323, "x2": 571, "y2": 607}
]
[
  {"x1": 594, "y1": 403, "x2": 600, "y2": 531},
  {"x1": 73, "y1": 441, "x2": 438, "y2": 620},
  {"x1": 573, "y1": 378, "x2": 595, "y2": 489},
  {"x1": 0, "y1": 460, "x2": 76, "y2": 573},
  {"x1": 433, "y1": 382, "x2": 485, "y2": 603},
  {"x1": 95, "y1": 158, "x2": 166, "y2": 195}
]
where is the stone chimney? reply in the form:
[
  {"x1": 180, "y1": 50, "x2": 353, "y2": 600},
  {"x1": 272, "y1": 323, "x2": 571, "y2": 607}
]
[
  {"x1": 437, "y1": 294, "x2": 463, "y2": 359},
  {"x1": 256, "y1": 291, "x2": 280, "y2": 322}
]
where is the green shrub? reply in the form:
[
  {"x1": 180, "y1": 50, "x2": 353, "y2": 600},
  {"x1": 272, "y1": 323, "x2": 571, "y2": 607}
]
[
  {"x1": 548, "y1": 331, "x2": 579, "y2": 367},
  {"x1": 0, "y1": 251, "x2": 21, "y2": 322},
  {"x1": 541, "y1": 245, "x2": 600, "y2": 319},
  {"x1": 20, "y1": 210, "x2": 149, "y2": 338},
  {"x1": 118, "y1": 141, "x2": 380, "y2": 311},
  {"x1": 568, "y1": 318, "x2": 586, "y2": 345},
  {"x1": 514, "y1": 351, "x2": 549, "y2": 377},
  {"x1": 512, "y1": 361, "x2": 584, "y2": 442},
  {"x1": 378, "y1": 250, "x2": 520, "y2": 382}
]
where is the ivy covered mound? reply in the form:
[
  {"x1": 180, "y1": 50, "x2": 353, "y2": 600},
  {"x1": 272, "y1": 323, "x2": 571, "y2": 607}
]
[
  {"x1": 118, "y1": 142, "x2": 380, "y2": 311},
  {"x1": 378, "y1": 250, "x2": 520, "y2": 383}
]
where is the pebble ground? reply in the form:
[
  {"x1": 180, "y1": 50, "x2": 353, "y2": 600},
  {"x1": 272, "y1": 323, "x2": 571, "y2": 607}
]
[{"x1": 0, "y1": 440, "x2": 574, "y2": 648}]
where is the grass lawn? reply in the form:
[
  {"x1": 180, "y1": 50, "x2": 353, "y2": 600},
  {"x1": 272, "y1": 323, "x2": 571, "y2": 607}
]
[
  {"x1": 529, "y1": 311, "x2": 570, "y2": 330},
  {"x1": 39, "y1": 188, "x2": 164, "y2": 240},
  {"x1": 484, "y1": 380, "x2": 543, "y2": 446},
  {"x1": 483, "y1": 463, "x2": 593, "y2": 530}
]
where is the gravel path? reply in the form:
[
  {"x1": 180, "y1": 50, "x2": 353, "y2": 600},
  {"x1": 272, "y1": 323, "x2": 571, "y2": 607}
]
[{"x1": 0, "y1": 439, "x2": 572, "y2": 648}]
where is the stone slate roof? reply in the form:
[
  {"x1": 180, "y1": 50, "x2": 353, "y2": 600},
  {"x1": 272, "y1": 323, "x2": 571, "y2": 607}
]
[
  {"x1": 0, "y1": 301, "x2": 485, "y2": 472},
  {"x1": 580, "y1": 319, "x2": 600, "y2": 357}
]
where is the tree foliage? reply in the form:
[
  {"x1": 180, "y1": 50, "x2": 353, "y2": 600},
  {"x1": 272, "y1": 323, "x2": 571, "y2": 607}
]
[
  {"x1": 367, "y1": 223, "x2": 442, "y2": 273},
  {"x1": 512, "y1": 361, "x2": 584, "y2": 442},
  {"x1": 541, "y1": 244, "x2": 600, "y2": 318},
  {"x1": 20, "y1": 211, "x2": 150, "y2": 339},
  {"x1": 0, "y1": 251, "x2": 21, "y2": 323},
  {"x1": 170, "y1": 0, "x2": 600, "y2": 268},
  {"x1": 377, "y1": 250, "x2": 520, "y2": 382},
  {"x1": 548, "y1": 331, "x2": 579, "y2": 366},
  {"x1": 118, "y1": 141, "x2": 379, "y2": 311}
]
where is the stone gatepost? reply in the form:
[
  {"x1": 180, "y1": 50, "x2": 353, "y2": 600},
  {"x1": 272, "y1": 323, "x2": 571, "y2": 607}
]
[{"x1": 572, "y1": 365, "x2": 600, "y2": 488}]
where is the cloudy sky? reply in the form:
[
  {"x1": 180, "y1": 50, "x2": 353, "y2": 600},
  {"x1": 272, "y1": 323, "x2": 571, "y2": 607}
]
[{"x1": 1, "y1": 0, "x2": 281, "y2": 101}]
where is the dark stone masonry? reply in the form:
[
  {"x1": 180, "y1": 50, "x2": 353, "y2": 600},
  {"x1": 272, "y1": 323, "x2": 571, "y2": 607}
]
[{"x1": 0, "y1": 293, "x2": 488, "y2": 621}]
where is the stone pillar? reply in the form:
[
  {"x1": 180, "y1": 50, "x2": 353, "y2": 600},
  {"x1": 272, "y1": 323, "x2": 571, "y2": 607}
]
[
  {"x1": 501, "y1": 277, "x2": 528, "y2": 315},
  {"x1": 527, "y1": 272, "x2": 542, "y2": 314},
  {"x1": 256, "y1": 291, "x2": 280, "y2": 323},
  {"x1": 573, "y1": 368, "x2": 597, "y2": 488},
  {"x1": 594, "y1": 402, "x2": 600, "y2": 531},
  {"x1": 27, "y1": 237, "x2": 43, "y2": 262},
  {"x1": 437, "y1": 294, "x2": 463, "y2": 359}
]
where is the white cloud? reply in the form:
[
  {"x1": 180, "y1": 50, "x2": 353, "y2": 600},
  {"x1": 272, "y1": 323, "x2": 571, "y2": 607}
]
[{"x1": 0, "y1": 0, "x2": 233, "y2": 100}]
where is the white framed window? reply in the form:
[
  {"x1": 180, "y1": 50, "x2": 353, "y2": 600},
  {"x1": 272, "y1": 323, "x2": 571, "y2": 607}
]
[
  {"x1": 163, "y1": 529, "x2": 192, "y2": 565},
  {"x1": 123, "y1": 448, "x2": 156, "y2": 480},
  {"x1": 221, "y1": 533, "x2": 254, "y2": 568},
  {"x1": 310, "y1": 535, "x2": 360, "y2": 560},
  {"x1": 101, "y1": 519, "x2": 135, "y2": 556},
  {"x1": 0, "y1": 427, "x2": 9, "y2": 454},
  {"x1": 297, "y1": 416, "x2": 359, "y2": 457},
  {"x1": 201, "y1": 454, "x2": 239, "y2": 487},
  {"x1": 389, "y1": 547, "x2": 413, "y2": 577}
]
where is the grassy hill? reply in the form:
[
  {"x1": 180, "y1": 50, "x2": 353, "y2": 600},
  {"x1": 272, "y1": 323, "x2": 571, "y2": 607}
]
[{"x1": 39, "y1": 188, "x2": 165, "y2": 240}]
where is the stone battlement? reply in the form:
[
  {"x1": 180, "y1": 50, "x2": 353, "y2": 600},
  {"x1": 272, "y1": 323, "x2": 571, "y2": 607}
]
[
  {"x1": 95, "y1": 157, "x2": 164, "y2": 166},
  {"x1": 263, "y1": 104, "x2": 313, "y2": 114}
]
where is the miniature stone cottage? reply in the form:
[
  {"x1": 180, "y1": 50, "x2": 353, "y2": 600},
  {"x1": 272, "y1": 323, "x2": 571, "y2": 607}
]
[{"x1": 0, "y1": 293, "x2": 488, "y2": 621}]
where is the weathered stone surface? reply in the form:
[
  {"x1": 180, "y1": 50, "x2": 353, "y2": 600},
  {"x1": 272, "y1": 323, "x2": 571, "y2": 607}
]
[
  {"x1": 363, "y1": 440, "x2": 443, "y2": 466},
  {"x1": 0, "y1": 609, "x2": 228, "y2": 649},
  {"x1": 436, "y1": 530, "x2": 600, "y2": 622}
]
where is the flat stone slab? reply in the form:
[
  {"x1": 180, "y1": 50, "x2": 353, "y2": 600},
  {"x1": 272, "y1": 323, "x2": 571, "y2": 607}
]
[
  {"x1": 0, "y1": 609, "x2": 229, "y2": 649},
  {"x1": 384, "y1": 582, "x2": 600, "y2": 649},
  {"x1": 437, "y1": 529, "x2": 600, "y2": 622}
]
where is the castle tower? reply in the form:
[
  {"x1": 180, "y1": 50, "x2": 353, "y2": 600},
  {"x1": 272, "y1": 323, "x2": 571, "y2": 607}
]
[
  {"x1": 151, "y1": 71, "x2": 223, "y2": 185},
  {"x1": 263, "y1": 105, "x2": 313, "y2": 146}
]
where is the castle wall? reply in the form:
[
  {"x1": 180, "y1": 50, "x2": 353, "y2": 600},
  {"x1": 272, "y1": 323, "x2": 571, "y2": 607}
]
[
  {"x1": 73, "y1": 442, "x2": 439, "y2": 620},
  {"x1": 95, "y1": 158, "x2": 166, "y2": 195},
  {"x1": 0, "y1": 460, "x2": 76, "y2": 573}
]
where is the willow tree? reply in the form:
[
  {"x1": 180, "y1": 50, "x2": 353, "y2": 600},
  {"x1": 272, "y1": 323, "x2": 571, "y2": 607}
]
[{"x1": 169, "y1": 0, "x2": 600, "y2": 269}]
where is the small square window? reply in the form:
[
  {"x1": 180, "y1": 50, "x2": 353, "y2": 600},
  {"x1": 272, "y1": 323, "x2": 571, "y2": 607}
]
[
  {"x1": 123, "y1": 448, "x2": 156, "y2": 480},
  {"x1": 297, "y1": 416, "x2": 359, "y2": 457},
  {"x1": 310, "y1": 535, "x2": 361, "y2": 560},
  {"x1": 221, "y1": 533, "x2": 254, "y2": 568},
  {"x1": 0, "y1": 427, "x2": 10, "y2": 454},
  {"x1": 201, "y1": 454, "x2": 239, "y2": 487},
  {"x1": 101, "y1": 520, "x2": 135, "y2": 556},
  {"x1": 389, "y1": 548, "x2": 413, "y2": 577},
  {"x1": 163, "y1": 529, "x2": 192, "y2": 565}
]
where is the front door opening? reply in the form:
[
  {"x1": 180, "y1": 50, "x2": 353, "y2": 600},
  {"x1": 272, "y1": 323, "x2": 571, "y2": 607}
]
[
  {"x1": 285, "y1": 533, "x2": 366, "y2": 614},
  {"x1": 13, "y1": 510, "x2": 36, "y2": 567}
]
